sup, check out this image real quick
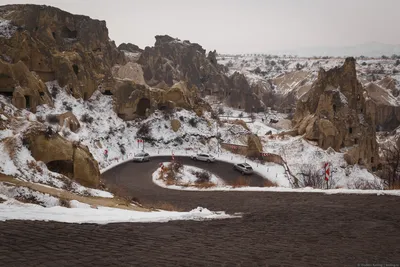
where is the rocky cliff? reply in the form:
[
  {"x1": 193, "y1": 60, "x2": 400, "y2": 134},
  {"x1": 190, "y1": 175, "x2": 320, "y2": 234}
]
[
  {"x1": 0, "y1": 4, "x2": 124, "y2": 111},
  {"x1": 293, "y1": 57, "x2": 379, "y2": 168},
  {"x1": 137, "y1": 35, "x2": 264, "y2": 112},
  {"x1": 364, "y1": 77, "x2": 400, "y2": 131}
]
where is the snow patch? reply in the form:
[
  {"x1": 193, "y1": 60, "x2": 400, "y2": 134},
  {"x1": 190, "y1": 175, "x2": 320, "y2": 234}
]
[
  {"x1": 0, "y1": 202, "x2": 236, "y2": 224},
  {"x1": 0, "y1": 19, "x2": 17, "y2": 39}
]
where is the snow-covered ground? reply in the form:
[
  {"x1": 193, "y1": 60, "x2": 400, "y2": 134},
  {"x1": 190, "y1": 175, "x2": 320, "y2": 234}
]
[
  {"x1": 0, "y1": 19, "x2": 17, "y2": 39},
  {"x1": 218, "y1": 54, "x2": 400, "y2": 84},
  {"x1": 0, "y1": 198, "x2": 236, "y2": 224},
  {"x1": 153, "y1": 162, "x2": 225, "y2": 189}
]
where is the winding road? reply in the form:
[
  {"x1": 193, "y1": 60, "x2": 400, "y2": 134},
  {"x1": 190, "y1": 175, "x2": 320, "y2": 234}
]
[{"x1": 0, "y1": 156, "x2": 399, "y2": 266}]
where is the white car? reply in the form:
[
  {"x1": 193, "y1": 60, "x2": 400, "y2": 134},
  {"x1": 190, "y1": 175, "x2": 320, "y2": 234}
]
[
  {"x1": 234, "y1": 163, "x2": 254, "y2": 175},
  {"x1": 191, "y1": 153, "x2": 216, "y2": 162},
  {"x1": 132, "y1": 152, "x2": 150, "y2": 162}
]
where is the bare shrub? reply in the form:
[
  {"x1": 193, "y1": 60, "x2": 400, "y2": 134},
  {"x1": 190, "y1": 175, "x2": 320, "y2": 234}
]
[
  {"x1": 51, "y1": 86, "x2": 59, "y2": 98},
  {"x1": 3, "y1": 137, "x2": 18, "y2": 158},
  {"x1": 298, "y1": 166, "x2": 324, "y2": 189},
  {"x1": 63, "y1": 178, "x2": 74, "y2": 191},
  {"x1": 0, "y1": 197, "x2": 5, "y2": 203},
  {"x1": 59, "y1": 198, "x2": 71, "y2": 208},
  {"x1": 27, "y1": 160, "x2": 43, "y2": 174},
  {"x1": 171, "y1": 161, "x2": 183, "y2": 173},
  {"x1": 15, "y1": 194, "x2": 45, "y2": 206},
  {"x1": 46, "y1": 114, "x2": 60, "y2": 124},
  {"x1": 191, "y1": 170, "x2": 211, "y2": 183},
  {"x1": 81, "y1": 113, "x2": 94, "y2": 124},
  {"x1": 137, "y1": 123, "x2": 150, "y2": 138},
  {"x1": 350, "y1": 178, "x2": 384, "y2": 190},
  {"x1": 188, "y1": 117, "x2": 198, "y2": 127}
]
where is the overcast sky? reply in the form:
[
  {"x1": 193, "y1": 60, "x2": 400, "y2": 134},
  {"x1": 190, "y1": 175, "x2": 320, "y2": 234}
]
[{"x1": 1, "y1": 0, "x2": 399, "y2": 54}]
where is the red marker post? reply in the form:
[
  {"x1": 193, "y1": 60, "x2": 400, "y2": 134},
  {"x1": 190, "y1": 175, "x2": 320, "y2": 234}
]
[{"x1": 324, "y1": 162, "x2": 330, "y2": 189}]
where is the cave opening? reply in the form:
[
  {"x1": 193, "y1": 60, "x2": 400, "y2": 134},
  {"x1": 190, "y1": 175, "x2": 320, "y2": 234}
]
[
  {"x1": 104, "y1": 90, "x2": 113, "y2": 96},
  {"x1": 46, "y1": 160, "x2": 74, "y2": 179},
  {"x1": 24, "y1": 95, "x2": 31, "y2": 109},
  {"x1": 72, "y1": 64, "x2": 79, "y2": 75},
  {"x1": 61, "y1": 27, "x2": 78, "y2": 39},
  {"x1": 136, "y1": 98, "x2": 150, "y2": 116}
]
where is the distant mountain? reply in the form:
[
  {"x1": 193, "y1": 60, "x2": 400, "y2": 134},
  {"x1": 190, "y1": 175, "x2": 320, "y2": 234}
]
[{"x1": 271, "y1": 42, "x2": 400, "y2": 58}]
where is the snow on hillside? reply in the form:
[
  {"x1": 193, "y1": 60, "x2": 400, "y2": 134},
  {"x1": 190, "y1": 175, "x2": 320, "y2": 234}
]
[
  {"x1": 35, "y1": 82, "x2": 254, "y2": 169},
  {"x1": 217, "y1": 55, "x2": 400, "y2": 97},
  {"x1": 0, "y1": 19, "x2": 17, "y2": 39}
]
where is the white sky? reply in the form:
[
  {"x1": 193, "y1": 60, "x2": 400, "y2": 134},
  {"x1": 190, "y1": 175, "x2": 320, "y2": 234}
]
[{"x1": 1, "y1": 0, "x2": 399, "y2": 54}]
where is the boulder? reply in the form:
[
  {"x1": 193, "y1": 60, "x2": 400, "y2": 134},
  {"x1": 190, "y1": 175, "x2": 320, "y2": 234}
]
[
  {"x1": 246, "y1": 134, "x2": 263, "y2": 158},
  {"x1": 25, "y1": 129, "x2": 100, "y2": 187},
  {"x1": 170, "y1": 119, "x2": 181, "y2": 132},
  {"x1": 57, "y1": 112, "x2": 80, "y2": 132},
  {"x1": 111, "y1": 62, "x2": 147, "y2": 85},
  {"x1": 293, "y1": 57, "x2": 379, "y2": 168}
]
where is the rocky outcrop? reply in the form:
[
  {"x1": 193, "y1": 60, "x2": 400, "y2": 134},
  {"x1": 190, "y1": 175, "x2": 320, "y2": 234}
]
[
  {"x1": 113, "y1": 79, "x2": 209, "y2": 120},
  {"x1": 118, "y1": 43, "x2": 143, "y2": 53},
  {"x1": 138, "y1": 35, "x2": 263, "y2": 112},
  {"x1": 57, "y1": 111, "x2": 80, "y2": 132},
  {"x1": 0, "y1": 4, "x2": 124, "y2": 110},
  {"x1": 170, "y1": 119, "x2": 181, "y2": 132},
  {"x1": 24, "y1": 129, "x2": 100, "y2": 187},
  {"x1": 111, "y1": 62, "x2": 147, "y2": 85},
  {"x1": 246, "y1": 134, "x2": 263, "y2": 158},
  {"x1": 364, "y1": 77, "x2": 400, "y2": 131},
  {"x1": 270, "y1": 70, "x2": 314, "y2": 112},
  {"x1": 0, "y1": 59, "x2": 52, "y2": 112},
  {"x1": 293, "y1": 57, "x2": 379, "y2": 168}
]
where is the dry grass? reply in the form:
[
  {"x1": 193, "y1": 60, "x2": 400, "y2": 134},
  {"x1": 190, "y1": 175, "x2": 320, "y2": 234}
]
[
  {"x1": 387, "y1": 183, "x2": 400, "y2": 190},
  {"x1": 146, "y1": 202, "x2": 183, "y2": 212},
  {"x1": 27, "y1": 160, "x2": 43, "y2": 174},
  {"x1": 230, "y1": 176, "x2": 250, "y2": 188},
  {"x1": 2, "y1": 137, "x2": 18, "y2": 158},
  {"x1": 59, "y1": 198, "x2": 71, "y2": 208},
  {"x1": 262, "y1": 180, "x2": 278, "y2": 187},
  {"x1": 14, "y1": 194, "x2": 45, "y2": 206},
  {"x1": 195, "y1": 181, "x2": 216, "y2": 189}
]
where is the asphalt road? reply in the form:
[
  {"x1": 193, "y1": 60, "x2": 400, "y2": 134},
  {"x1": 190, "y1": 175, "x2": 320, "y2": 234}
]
[{"x1": 0, "y1": 156, "x2": 399, "y2": 266}]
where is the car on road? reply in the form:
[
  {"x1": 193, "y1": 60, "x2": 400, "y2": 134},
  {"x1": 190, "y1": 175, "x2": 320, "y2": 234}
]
[
  {"x1": 132, "y1": 152, "x2": 150, "y2": 162},
  {"x1": 234, "y1": 163, "x2": 254, "y2": 175},
  {"x1": 190, "y1": 153, "x2": 216, "y2": 162}
]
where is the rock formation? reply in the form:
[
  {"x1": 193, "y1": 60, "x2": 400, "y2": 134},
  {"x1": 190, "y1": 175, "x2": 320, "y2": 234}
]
[
  {"x1": 293, "y1": 57, "x2": 379, "y2": 168},
  {"x1": 364, "y1": 77, "x2": 400, "y2": 131},
  {"x1": 138, "y1": 35, "x2": 264, "y2": 112},
  {"x1": 0, "y1": 4, "x2": 124, "y2": 111},
  {"x1": 57, "y1": 112, "x2": 80, "y2": 132},
  {"x1": 24, "y1": 128, "x2": 100, "y2": 187},
  {"x1": 118, "y1": 43, "x2": 143, "y2": 53}
]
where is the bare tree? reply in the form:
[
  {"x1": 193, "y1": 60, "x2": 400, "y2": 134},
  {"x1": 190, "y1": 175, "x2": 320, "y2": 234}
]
[{"x1": 381, "y1": 146, "x2": 400, "y2": 189}]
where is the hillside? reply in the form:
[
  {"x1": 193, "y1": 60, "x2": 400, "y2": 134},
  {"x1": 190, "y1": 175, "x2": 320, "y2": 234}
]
[{"x1": 1, "y1": 4, "x2": 399, "y2": 221}]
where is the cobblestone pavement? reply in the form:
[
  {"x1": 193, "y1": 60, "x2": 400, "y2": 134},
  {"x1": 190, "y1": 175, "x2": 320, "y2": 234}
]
[{"x1": 1, "y1": 157, "x2": 399, "y2": 266}]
